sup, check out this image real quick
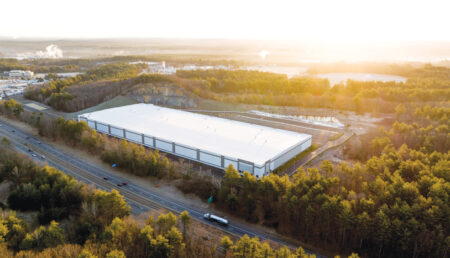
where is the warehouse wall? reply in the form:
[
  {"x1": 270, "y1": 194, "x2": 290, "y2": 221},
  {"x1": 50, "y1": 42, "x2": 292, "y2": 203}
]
[
  {"x1": 270, "y1": 137, "x2": 312, "y2": 170},
  {"x1": 79, "y1": 116, "x2": 310, "y2": 178}
]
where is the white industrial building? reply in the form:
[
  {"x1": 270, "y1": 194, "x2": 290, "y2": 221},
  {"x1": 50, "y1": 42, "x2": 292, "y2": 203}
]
[
  {"x1": 0, "y1": 79, "x2": 38, "y2": 99},
  {"x1": 4, "y1": 70, "x2": 34, "y2": 79},
  {"x1": 78, "y1": 104, "x2": 312, "y2": 177}
]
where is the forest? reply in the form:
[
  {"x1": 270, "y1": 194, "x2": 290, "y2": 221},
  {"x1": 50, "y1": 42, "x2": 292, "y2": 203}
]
[
  {"x1": 0, "y1": 58, "x2": 79, "y2": 74},
  {"x1": 175, "y1": 65, "x2": 450, "y2": 113},
  {"x1": 0, "y1": 56, "x2": 243, "y2": 75},
  {"x1": 21, "y1": 62, "x2": 450, "y2": 114},
  {"x1": 3, "y1": 61, "x2": 450, "y2": 256},
  {"x1": 23, "y1": 63, "x2": 145, "y2": 111},
  {"x1": 2, "y1": 87, "x2": 449, "y2": 257},
  {"x1": 0, "y1": 142, "x2": 329, "y2": 258},
  {"x1": 307, "y1": 63, "x2": 450, "y2": 79}
]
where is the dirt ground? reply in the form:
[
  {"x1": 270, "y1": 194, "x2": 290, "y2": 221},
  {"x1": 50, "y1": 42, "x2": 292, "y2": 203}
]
[
  {"x1": 221, "y1": 113, "x2": 336, "y2": 146},
  {"x1": 308, "y1": 145, "x2": 351, "y2": 168}
]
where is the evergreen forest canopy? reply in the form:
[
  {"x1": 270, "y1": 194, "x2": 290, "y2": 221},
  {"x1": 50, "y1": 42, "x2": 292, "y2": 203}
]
[
  {"x1": 0, "y1": 144, "x2": 326, "y2": 258},
  {"x1": 0, "y1": 59, "x2": 448, "y2": 257},
  {"x1": 20, "y1": 62, "x2": 450, "y2": 113},
  {"x1": 1, "y1": 85, "x2": 449, "y2": 257},
  {"x1": 175, "y1": 65, "x2": 450, "y2": 113}
]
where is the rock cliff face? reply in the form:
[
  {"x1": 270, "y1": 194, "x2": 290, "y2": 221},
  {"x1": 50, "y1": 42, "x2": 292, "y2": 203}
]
[{"x1": 126, "y1": 83, "x2": 196, "y2": 108}]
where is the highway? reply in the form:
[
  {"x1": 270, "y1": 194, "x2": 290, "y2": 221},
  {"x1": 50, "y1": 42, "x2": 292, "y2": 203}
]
[{"x1": 0, "y1": 118, "x2": 326, "y2": 257}]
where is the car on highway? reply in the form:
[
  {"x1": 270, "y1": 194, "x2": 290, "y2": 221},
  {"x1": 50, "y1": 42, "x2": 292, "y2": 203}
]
[
  {"x1": 11, "y1": 130, "x2": 15, "y2": 133},
  {"x1": 103, "y1": 177, "x2": 109, "y2": 180},
  {"x1": 38, "y1": 141, "x2": 42, "y2": 144},
  {"x1": 26, "y1": 136, "x2": 30, "y2": 140},
  {"x1": 203, "y1": 213, "x2": 229, "y2": 226},
  {"x1": 117, "y1": 184, "x2": 122, "y2": 187},
  {"x1": 41, "y1": 155, "x2": 46, "y2": 160},
  {"x1": 27, "y1": 149, "x2": 32, "y2": 152},
  {"x1": 31, "y1": 154, "x2": 37, "y2": 157},
  {"x1": 122, "y1": 182, "x2": 128, "y2": 186}
]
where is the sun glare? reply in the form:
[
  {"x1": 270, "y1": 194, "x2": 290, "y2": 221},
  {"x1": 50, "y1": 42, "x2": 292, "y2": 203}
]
[{"x1": 1, "y1": 0, "x2": 449, "y2": 41}]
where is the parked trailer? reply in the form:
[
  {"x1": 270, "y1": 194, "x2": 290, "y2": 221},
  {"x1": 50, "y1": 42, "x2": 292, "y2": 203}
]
[{"x1": 203, "y1": 213, "x2": 228, "y2": 226}]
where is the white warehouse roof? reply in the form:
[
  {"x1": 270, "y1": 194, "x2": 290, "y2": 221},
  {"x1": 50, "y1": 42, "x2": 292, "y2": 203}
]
[{"x1": 79, "y1": 104, "x2": 311, "y2": 166}]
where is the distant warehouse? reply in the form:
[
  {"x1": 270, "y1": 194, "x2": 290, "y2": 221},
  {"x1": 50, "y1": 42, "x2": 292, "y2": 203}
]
[{"x1": 78, "y1": 104, "x2": 312, "y2": 177}]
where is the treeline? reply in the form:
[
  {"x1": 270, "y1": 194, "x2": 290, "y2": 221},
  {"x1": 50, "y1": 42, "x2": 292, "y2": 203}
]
[
  {"x1": 0, "y1": 145, "x2": 328, "y2": 258},
  {"x1": 27, "y1": 55, "x2": 244, "y2": 70},
  {"x1": 24, "y1": 63, "x2": 143, "y2": 111},
  {"x1": 0, "y1": 55, "x2": 243, "y2": 76},
  {"x1": 176, "y1": 65, "x2": 450, "y2": 113},
  {"x1": 177, "y1": 69, "x2": 331, "y2": 95},
  {"x1": 344, "y1": 78, "x2": 449, "y2": 102},
  {"x1": 24, "y1": 62, "x2": 450, "y2": 113},
  {"x1": 0, "y1": 99, "x2": 23, "y2": 118},
  {"x1": 177, "y1": 69, "x2": 292, "y2": 93},
  {"x1": 308, "y1": 62, "x2": 450, "y2": 80},
  {"x1": 101, "y1": 140, "x2": 172, "y2": 179},
  {"x1": 0, "y1": 59, "x2": 29, "y2": 72},
  {"x1": 0, "y1": 58, "x2": 79, "y2": 74},
  {"x1": 25, "y1": 71, "x2": 170, "y2": 112},
  {"x1": 62, "y1": 74, "x2": 172, "y2": 112},
  {"x1": 0, "y1": 144, "x2": 128, "y2": 252},
  {"x1": 219, "y1": 235, "x2": 326, "y2": 258},
  {"x1": 39, "y1": 117, "x2": 175, "y2": 179},
  {"x1": 345, "y1": 104, "x2": 449, "y2": 160},
  {"x1": 212, "y1": 145, "x2": 448, "y2": 257}
]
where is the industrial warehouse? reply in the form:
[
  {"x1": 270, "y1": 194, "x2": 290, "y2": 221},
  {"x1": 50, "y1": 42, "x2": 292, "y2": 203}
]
[{"x1": 78, "y1": 104, "x2": 312, "y2": 177}]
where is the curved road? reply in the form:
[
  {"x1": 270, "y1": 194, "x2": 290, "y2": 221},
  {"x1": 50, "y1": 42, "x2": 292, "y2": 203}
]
[{"x1": 0, "y1": 118, "x2": 327, "y2": 257}]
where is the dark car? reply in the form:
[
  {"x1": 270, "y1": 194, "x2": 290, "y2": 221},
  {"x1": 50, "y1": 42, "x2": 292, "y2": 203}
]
[
  {"x1": 26, "y1": 136, "x2": 30, "y2": 140},
  {"x1": 103, "y1": 177, "x2": 109, "y2": 180},
  {"x1": 122, "y1": 182, "x2": 128, "y2": 186},
  {"x1": 117, "y1": 184, "x2": 122, "y2": 187}
]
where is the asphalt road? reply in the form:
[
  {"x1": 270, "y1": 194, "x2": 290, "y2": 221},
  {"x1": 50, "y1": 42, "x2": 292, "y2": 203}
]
[{"x1": 0, "y1": 118, "x2": 326, "y2": 257}]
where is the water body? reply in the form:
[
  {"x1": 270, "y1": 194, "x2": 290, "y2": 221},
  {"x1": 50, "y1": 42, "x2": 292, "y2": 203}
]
[
  {"x1": 316, "y1": 73, "x2": 407, "y2": 86},
  {"x1": 250, "y1": 110, "x2": 345, "y2": 129}
]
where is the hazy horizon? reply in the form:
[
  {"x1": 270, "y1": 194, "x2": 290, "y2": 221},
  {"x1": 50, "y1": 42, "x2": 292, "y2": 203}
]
[
  {"x1": 2, "y1": 0, "x2": 449, "y2": 41},
  {"x1": 1, "y1": 38, "x2": 450, "y2": 64},
  {"x1": 2, "y1": 0, "x2": 450, "y2": 63}
]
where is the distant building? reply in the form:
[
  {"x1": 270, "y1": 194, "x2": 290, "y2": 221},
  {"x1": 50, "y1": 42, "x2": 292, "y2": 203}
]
[
  {"x1": 131, "y1": 61, "x2": 232, "y2": 76},
  {"x1": 6, "y1": 70, "x2": 34, "y2": 79},
  {"x1": 0, "y1": 77, "x2": 40, "y2": 98}
]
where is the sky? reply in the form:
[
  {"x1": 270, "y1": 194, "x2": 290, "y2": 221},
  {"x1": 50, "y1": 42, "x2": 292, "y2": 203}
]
[{"x1": 1, "y1": 0, "x2": 449, "y2": 41}]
